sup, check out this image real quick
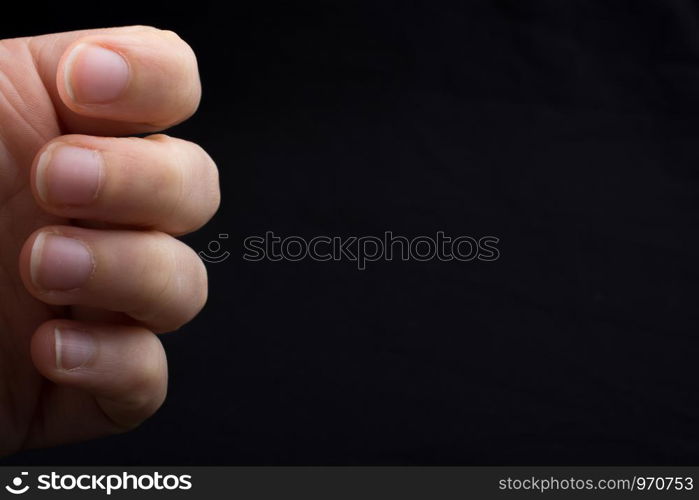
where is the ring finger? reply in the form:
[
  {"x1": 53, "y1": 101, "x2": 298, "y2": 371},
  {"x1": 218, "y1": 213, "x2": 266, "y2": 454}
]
[{"x1": 20, "y1": 226, "x2": 208, "y2": 332}]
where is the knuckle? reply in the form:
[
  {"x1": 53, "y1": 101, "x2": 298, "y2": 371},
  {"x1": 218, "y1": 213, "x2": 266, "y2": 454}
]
[
  {"x1": 188, "y1": 144, "x2": 221, "y2": 228},
  {"x1": 161, "y1": 246, "x2": 208, "y2": 331},
  {"x1": 142, "y1": 33, "x2": 201, "y2": 129},
  {"x1": 108, "y1": 337, "x2": 167, "y2": 431},
  {"x1": 150, "y1": 138, "x2": 219, "y2": 234},
  {"x1": 127, "y1": 236, "x2": 207, "y2": 332},
  {"x1": 129, "y1": 24, "x2": 161, "y2": 33},
  {"x1": 190, "y1": 249, "x2": 209, "y2": 315},
  {"x1": 115, "y1": 387, "x2": 167, "y2": 432},
  {"x1": 130, "y1": 352, "x2": 165, "y2": 401},
  {"x1": 198, "y1": 146, "x2": 221, "y2": 205},
  {"x1": 168, "y1": 247, "x2": 208, "y2": 331},
  {"x1": 144, "y1": 136, "x2": 187, "y2": 229},
  {"x1": 121, "y1": 377, "x2": 164, "y2": 424},
  {"x1": 144, "y1": 133, "x2": 173, "y2": 144},
  {"x1": 127, "y1": 233, "x2": 178, "y2": 317},
  {"x1": 144, "y1": 234, "x2": 180, "y2": 301},
  {"x1": 158, "y1": 29, "x2": 184, "y2": 42}
]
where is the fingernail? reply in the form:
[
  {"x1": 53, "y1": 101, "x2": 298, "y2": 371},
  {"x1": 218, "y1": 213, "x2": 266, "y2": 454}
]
[
  {"x1": 31, "y1": 233, "x2": 94, "y2": 291},
  {"x1": 36, "y1": 145, "x2": 103, "y2": 206},
  {"x1": 65, "y1": 43, "x2": 130, "y2": 104},
  {"x1": 55, "y1": 327, "x2": 96, "y2": 371}
]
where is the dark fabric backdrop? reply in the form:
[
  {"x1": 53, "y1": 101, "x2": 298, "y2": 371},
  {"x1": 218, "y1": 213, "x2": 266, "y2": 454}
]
[{"x1": 2, "y1": 0, "x2": 699, "y2": 464}]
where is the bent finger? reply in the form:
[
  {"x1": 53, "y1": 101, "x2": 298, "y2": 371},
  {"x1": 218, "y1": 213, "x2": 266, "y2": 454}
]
[
  {"x1": 32, "y1": 134, "x2": 220, "y2": 235},
  {"x1": 26, "y1": 25, "x2": 201, "y2": 135},
  {"x1": 20, "y1": 226, "x2": 208, "y2": 332},
  {"x1": 29, "y1": 320, "x2": 167, "y2": 437}
]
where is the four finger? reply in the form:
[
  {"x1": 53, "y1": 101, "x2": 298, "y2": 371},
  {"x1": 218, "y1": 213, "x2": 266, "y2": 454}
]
[{"x1": 18, "y1": 25, "x2": 214, "y2": 439}]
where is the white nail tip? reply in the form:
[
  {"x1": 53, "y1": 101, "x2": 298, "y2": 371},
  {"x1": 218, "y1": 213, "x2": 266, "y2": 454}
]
[
  {"x1": 35, "y1": 148, "x2": 52, "y2": 203},
  {"x1": 29, "y1": 232, "x2": 46, "y2": 288},
  {"x1": 55, "y1": 327, "x2": 63, "y2": 370},
  {"x1": 63, "y1": 43, "x2": 85, "y2": 102}
]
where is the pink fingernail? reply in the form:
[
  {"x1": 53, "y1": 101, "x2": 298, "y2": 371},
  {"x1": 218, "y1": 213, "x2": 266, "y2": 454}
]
[
  {"x1": 31, "y1": 233, "x2": 94, "y2": 291},
  {"x1": 55, "y1": 327, "x2": 96, "y2": 371},
  {"x1": 36, "y1": 145, "x2": 103, "y2": 206},
  {"x1": 65, "y1": 44, "x2": 130, "y2": 104}
]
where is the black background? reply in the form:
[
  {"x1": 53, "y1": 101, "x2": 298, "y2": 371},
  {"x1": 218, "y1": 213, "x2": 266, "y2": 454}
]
[{"x1": 2, "y1": 0, "x2": 699, "y2": 464}]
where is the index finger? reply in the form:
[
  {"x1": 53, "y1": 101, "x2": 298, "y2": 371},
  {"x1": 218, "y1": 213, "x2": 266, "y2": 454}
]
[{"x1": 30, "y1": 26, "x2": 201, "y2": 136}]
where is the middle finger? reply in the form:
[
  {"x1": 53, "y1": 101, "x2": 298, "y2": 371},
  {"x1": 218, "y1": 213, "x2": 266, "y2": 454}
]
[{"x1": 32, "y1": 134, "x2": 220, "y2": 235}]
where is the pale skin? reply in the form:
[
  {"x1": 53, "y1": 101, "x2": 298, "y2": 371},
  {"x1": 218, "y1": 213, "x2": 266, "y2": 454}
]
[{"x1": 0, "y1": 26, "x2": 219, "y2": 456}]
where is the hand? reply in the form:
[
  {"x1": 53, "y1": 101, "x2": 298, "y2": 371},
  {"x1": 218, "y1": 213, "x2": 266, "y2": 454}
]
[{"x1": 0, "y1": 26, "x2": 218, "y2": 456}]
